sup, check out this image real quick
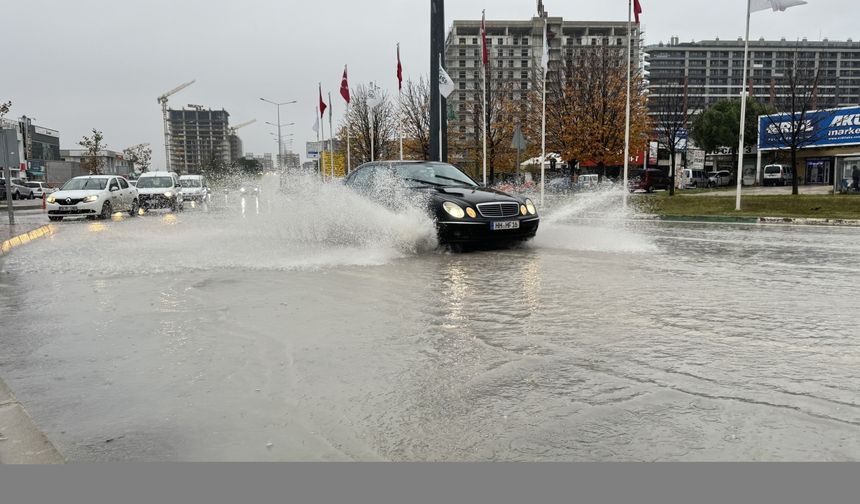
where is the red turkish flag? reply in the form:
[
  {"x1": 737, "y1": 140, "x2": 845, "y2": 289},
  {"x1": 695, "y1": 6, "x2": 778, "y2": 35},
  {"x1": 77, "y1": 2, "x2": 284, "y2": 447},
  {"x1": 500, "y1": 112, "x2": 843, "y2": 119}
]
[
  {"x1": 634, "y1": 0, "x2": 643, "y2": 23},
  {"x1": 340, "y1": 66, "x2": 350, "y2": 104},
  {"x1": 318, "y1": 84, "x2": 327, "y2": 118}
]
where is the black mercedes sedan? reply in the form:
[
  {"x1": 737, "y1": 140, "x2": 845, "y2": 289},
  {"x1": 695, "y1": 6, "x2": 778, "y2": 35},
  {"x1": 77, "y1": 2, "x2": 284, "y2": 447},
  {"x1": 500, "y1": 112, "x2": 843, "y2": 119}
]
[{"x1": 343, "y1": 161, "x2": 539, "y2": 244}]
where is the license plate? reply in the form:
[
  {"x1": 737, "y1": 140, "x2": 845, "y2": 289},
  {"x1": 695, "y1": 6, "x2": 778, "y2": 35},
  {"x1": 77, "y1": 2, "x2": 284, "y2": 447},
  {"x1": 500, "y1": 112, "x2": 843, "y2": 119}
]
[{"x1": 492, "y1": 220, "x2": 520, "y2": 230}]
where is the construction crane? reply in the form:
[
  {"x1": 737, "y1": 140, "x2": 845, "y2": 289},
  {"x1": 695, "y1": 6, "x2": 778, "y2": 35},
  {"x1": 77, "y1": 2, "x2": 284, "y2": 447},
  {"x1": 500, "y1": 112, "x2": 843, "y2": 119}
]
[
  {"x1": 157, "y1": 79, "x2": 195, "y2": 172},
  {"x1": 228, "y1": 119, "x2": 256, "y2": 135}
]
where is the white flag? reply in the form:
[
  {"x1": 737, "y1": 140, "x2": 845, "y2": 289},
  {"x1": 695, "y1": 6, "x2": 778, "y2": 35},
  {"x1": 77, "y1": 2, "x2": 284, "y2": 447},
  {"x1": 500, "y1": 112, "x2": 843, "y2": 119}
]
[
  {"x1": 438, "y1": 56, "x2": 455, "y2": 98},
  {"x1": 750, "y1": 0, "x2": 807, "y2": 12},
  {"x1": 541, "y1": 19, "x2": 549, "y2": 76}
]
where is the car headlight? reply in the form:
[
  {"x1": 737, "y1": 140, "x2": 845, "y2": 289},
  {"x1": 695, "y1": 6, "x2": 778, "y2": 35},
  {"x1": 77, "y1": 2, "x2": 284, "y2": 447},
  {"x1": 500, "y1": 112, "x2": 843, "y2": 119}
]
[
  {"x1": 239, "y1": 187, "x2": 246, "y2": 193},
  {"x1": 442, "y1": 201, "x2": 465, "y2": 219},
  {"x1": 82, "y1": 195, "x2": 99, "y2": 203},
  {"x1": 466, "y1": 207, "x2": 477, "y2": 218},
  {"x1": 47, "y1": 196, "x2": 56, "y2": 204},
  {"x1": 164, "y1": 191, "x2": 173, "y2": 198},
  {"x1": 525, "y1": 199, "x2": 536, "y2": 215},
  {"x1": 520, "y1": 205, "x2": 527, "y2": 216}
]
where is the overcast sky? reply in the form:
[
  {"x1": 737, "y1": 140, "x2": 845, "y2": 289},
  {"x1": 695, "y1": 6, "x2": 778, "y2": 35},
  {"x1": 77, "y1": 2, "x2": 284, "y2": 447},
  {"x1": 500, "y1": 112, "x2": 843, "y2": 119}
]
[{"x1": 4, "y1": 0, "x2": 853, "y2": 168}]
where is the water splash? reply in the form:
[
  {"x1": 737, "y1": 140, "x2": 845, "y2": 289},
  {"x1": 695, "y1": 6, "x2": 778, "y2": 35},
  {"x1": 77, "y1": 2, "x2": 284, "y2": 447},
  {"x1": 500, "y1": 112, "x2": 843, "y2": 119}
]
[
  {"x1": 3, "y1": 174, "x2": 438, "y2": 276},
  {"x1": 532, "y1": 188, "x2": 657, "y2": 253}
]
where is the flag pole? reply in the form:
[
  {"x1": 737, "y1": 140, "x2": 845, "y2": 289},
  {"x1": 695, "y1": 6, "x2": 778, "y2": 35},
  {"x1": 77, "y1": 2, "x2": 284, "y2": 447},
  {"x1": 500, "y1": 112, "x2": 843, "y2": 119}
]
[
  {"x1": 370, "y1": 83, "x2": 375, "y2": 163},
  {"x1": 398, "y1": 43, "x2": 404, "y2": 161},
  {"x1": 439, "y1": 54, "x2": 444, "y2": 161},
  {"x1": 482, "y1": 10, "x2": 488, "y2": 186},
  {"x1": 540, "y1": 20, "x2": 547, "y2": 207},
  {"x1": 315, "y1": 106, "x2": 321, "y2": 179},
  {"x1": 736, "y1": 0, "x2": 752, "y2": 211},
  {"x1": 328, "y1": 91, "x2": 335, "y2": 179},
  {"x1": 623, "y1": 0, "x2": 633, "y2": 211},
  {"x1": 346, "y1": 65, "x2": 351, "y2": 174}
]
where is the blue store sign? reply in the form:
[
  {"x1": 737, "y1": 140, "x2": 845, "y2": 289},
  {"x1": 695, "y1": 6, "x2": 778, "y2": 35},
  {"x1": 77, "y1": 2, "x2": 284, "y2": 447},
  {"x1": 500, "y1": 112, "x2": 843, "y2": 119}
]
[{"x1": 759, "y1": 106, "x2": 860, "y2": 151}]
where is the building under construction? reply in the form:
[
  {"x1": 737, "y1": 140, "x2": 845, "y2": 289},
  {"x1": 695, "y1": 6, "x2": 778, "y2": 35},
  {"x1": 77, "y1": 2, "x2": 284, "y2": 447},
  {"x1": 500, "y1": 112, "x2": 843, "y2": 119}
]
[{"x1": 168, "y1": 108, "x2": 231, "y2": 174}]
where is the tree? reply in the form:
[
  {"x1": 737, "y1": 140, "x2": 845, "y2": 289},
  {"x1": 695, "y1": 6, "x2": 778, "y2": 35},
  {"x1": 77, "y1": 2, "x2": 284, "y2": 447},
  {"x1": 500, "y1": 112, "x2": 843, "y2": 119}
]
[
  {"x1": 400, "y1": 77, "x2": 431, "y2": 160},
  {"x1": 527, "y1": 45, "x2": 651, "y2": 180},
  {"x1": 339, "y1": 84, "x2": 397, "y2": 165},
  {"x1": 123, "y1": 143, "x2": 152, "y2": 173},
  {"x1": 759, "y1": 46, "x2": 833, "y2": 195},
  {"x1": 690, "y1": 97, "x2": 771, "y2": 178},
  {"x1": 651, "y1": 78, "x2": 690, "y2": 196},
  {"x1": 0, "y1": 100, "x2": 10, "y2": 118},
  {"x1": 79, "y1": 129, "x2": 106, "y2": 174}
]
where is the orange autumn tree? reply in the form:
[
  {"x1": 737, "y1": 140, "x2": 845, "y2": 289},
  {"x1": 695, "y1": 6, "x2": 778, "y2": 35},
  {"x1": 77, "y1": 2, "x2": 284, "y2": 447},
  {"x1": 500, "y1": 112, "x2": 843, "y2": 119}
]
[{"x1": 525, "y1": 44, "x2": 651, "y2": 179}]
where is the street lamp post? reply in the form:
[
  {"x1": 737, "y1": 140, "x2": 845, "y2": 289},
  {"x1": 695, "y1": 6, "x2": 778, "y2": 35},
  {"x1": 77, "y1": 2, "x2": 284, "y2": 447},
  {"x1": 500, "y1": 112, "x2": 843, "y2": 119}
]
[
  {"x1": 266, "y1": 121, "x2": 294, "y2": 167},
  {"x1": 260, "y1": 98, "x2": 296, "y2": 169}
]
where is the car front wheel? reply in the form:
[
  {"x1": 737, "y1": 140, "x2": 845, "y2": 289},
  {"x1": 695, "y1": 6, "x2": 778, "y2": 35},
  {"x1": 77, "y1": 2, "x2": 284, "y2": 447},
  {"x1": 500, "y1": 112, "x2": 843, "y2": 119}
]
[
  {"x1": 100, "y1": 201, "x2": 112, "y2": 220},
  {"x1": 129, "y1": 199, "x2": 139, "y2": 217}
]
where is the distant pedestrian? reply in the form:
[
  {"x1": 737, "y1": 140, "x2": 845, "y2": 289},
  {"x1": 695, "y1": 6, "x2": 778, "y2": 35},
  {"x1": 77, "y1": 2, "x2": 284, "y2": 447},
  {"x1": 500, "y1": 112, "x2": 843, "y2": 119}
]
[{"x1": 853, "y1": 166, "x2": 860, "y2": 192}]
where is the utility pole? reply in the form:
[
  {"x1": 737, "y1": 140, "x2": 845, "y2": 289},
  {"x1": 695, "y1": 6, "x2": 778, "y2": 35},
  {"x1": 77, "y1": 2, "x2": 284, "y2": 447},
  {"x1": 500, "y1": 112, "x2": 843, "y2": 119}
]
[
  {"x1": 429, "y1": 0, "x2": 446, "y2": 162},
  {"x1": 260, "y1": 98, "x2": 297, "y2": 170},
  {"x1": 2, "y1": 129, "x2": 15, "y2": 225}
]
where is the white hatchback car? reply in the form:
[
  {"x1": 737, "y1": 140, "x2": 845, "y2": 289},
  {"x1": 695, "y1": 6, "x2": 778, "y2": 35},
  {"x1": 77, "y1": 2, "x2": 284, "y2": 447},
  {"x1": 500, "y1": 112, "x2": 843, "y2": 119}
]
[{"x1": 47, "y1": 175, "x2": 139, "y2": 221}]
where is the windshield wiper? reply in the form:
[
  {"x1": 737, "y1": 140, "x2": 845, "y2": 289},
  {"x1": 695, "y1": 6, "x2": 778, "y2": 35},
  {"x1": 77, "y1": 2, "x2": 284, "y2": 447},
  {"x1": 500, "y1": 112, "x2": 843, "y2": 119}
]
[
  {"x1": 432, "y1": 175, "x2": 476, "y2": 187},
  {"x1": 402, "y1": 177, "x2": 446, "y2": 187}
]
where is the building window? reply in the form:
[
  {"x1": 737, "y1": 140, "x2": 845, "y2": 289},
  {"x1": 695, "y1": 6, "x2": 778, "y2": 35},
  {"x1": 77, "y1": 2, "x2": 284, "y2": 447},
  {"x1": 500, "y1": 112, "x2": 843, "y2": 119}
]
[
  {"x1": 520, "y1": 70, "x2": 528, "y2": 79},
  {"x1": 521, "y1": 60, "x2": 528, "y2": 67},
  {"x1": 458, "y1": 71, "x2": 466, "y2": 79},
  {"x1": 459, "y1": 48, "x2": 466, "y2": 57},
  {"x1": 472, "y1": 38, "x2": 478, "y2": 45},
  {"x1": 459, "y1": 38, "x2": 465, "y2": 45},
  {"x1": 497, "y1": 38, "x2": 503, "y2": 45},
  {"x1": 459, "y1": 82, "x2": 466, "y2": 90},
  {"x1": 521, "y1": 48, "x2": 529, "y2": 57}
]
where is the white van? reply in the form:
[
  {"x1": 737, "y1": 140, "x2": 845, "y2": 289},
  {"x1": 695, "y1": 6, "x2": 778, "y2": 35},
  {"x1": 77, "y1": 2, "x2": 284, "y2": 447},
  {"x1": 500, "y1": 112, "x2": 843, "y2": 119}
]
[
  {"x1": 763, "y1": 164, "x2": 792, "y2": 186},
  {"x1": 680, "y1": 169, "x2": 708, "y2": 189},
  {"x1": 136, "y1": 171, "x2": 183, "y2": 211},
  {"x1": 179, "y1": 174, "x2": 209, "y2": 202}
]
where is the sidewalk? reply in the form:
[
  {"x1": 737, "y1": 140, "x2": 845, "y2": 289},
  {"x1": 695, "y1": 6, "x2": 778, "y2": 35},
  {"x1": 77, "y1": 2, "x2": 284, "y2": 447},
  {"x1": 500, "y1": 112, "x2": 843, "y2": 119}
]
[{"x1": 0, "y1": 379, "x2": 64, "y2": 464}]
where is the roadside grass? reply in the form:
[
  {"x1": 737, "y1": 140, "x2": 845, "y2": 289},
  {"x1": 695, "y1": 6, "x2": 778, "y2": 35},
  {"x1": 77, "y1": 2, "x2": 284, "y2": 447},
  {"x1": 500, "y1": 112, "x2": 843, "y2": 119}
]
[{"x1": 636, "y1": 193, "x2": 860, "y2": 220}]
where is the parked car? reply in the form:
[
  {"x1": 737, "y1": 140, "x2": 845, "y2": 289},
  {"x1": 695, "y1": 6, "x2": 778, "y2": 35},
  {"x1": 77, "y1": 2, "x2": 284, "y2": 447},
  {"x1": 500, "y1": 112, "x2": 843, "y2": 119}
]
[
  {"x1": 762, "y1": 164, "x2": 793, "y2": 186},
  {"x1": 25, "y1": 181, "x2": 55, "y2": 198},
  {"x1": 628, "y1": 169, "x2": 672, "y2": 193},
  {"x1": 136, "y1": 171, "x2": 183, "y2": 212},
  {"x1": 128, "y1": 180, "x2": 138, "y2": 187},
  {"x1": 46, "y1": 175, "x2": 139, "y2": 221},
  {"x1": 0, "y1": 178, "x2": 35, "y2": 200},
  {"x1": 179, "y1": 174, "x2": 209, "y2": 202},
  {"x1": 344, "y1": 161, "x2": 539, "y2": 245},
  {"x1": 680, "y1": 169, "x2": 709, "y2": 189},
  {"x1": 708, "y1": 170, "x2": 733, "y2": 187}
]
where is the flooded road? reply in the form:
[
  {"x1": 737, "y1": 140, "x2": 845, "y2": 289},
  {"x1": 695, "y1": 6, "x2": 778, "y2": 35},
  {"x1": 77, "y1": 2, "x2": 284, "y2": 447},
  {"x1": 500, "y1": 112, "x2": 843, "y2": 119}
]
[{"x1": 2, "y1": 180, "x2": 860, "y2": 461}]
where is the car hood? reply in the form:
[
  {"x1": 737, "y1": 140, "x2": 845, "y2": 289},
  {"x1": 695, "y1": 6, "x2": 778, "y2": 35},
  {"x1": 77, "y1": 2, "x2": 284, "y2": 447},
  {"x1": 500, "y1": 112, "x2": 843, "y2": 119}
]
[
  {"x1": 180, "y1": 187, "x2": 205, "y2": 193},
  {"x1": 138, "y1": 188, "x2": 175, "y2": 195},
  {"x1": 428, "y1": 186, "x2": 526, "y2": 205},
  {"x1": 51, "y1": 189, "x2": 104, "y2": 199}
]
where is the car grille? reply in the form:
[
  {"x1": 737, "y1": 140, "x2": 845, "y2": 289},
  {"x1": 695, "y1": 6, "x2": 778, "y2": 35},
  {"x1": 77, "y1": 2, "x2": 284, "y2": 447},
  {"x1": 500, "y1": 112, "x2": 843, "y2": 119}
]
[
  {"x1": 58, "y1": 198, "x2": 83, "y2": 205},
  {"x1": 476, "y1": 202, "x2": 520, "y2": 218}
]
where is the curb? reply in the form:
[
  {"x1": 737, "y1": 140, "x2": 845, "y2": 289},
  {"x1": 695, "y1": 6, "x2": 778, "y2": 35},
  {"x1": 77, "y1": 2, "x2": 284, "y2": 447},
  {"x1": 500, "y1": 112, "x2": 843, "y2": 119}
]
[
  {"x1": 0, "y1": 224, "x2": 55, "y2": 256},
  {"x1": 0, "y1": 379, "x2": 64, "y2": 464},
  {"x1": 634, "y1": 214, "x2": 860, "y2": 226}
]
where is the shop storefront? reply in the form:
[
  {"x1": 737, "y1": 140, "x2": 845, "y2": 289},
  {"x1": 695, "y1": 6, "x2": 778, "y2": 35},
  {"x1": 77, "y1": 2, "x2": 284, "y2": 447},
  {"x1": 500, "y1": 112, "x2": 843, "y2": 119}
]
[{"x1": 758, "y1": 106, "x2": 860, "y2": 191}]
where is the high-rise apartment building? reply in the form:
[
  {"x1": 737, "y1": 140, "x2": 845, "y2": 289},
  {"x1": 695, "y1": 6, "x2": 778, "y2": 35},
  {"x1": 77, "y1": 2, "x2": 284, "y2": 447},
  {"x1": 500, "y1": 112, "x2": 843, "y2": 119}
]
[
  {"x1": 445, "y1": 11, "x2": 639, "y2": 140},
  {"x1": 168, "y1": 108, "x2": 231, "y2": 174},
  {"x1": 645, "y1": 37, "x2": 860, "y2": 117}
]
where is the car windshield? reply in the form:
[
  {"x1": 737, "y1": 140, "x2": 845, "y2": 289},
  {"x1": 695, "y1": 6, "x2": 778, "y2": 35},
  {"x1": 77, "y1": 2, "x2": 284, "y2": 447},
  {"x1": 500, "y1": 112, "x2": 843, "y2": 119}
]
[
  {"x1": 25, "y1": 182, "x2": 40, "y2": 188},
  {"x1": 61, "y1": 177, "x2": 108, "y2": 191},
  {"x1": 393, "y1": 162, "x2": 478, "y2": 188},
  {"x1": 137, "y1": 177, "x2": 174, "y2": 188},
  {"x1": 181, "y1": 179, "x2": 202, "y2": 188}
]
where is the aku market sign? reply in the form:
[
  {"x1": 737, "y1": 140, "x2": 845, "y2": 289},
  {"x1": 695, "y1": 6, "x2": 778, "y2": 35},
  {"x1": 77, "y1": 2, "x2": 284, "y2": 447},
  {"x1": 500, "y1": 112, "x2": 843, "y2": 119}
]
[{"x1": 759, "y1": 105, "x2": 860, "y2": 151}]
